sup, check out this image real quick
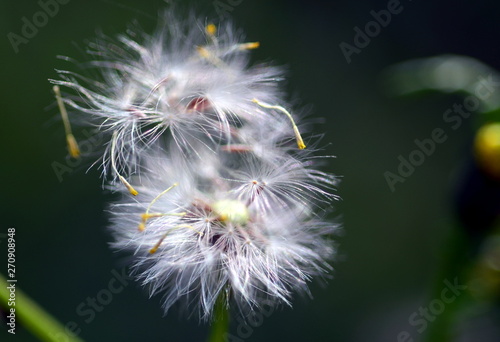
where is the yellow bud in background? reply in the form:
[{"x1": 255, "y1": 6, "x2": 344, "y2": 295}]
[{"x1": 475, "y1": 122, "x2": 500, "y2": 176}]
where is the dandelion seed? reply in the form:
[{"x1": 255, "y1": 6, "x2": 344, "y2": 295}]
[
  {"x1": 139, "y1": 182, "x2": 181, "y2": 231},
  {"x1": 111, "y1": 131, "x2": 138, "y2": 196},
  {"x1": 53, "y1": 85, "x2": 80, "y2": 158},
  {"x1": 252, "y1": 98, "x2": 307, "y2": 150}
]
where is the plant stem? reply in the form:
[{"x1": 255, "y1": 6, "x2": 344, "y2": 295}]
[
  {"x1": 208, "y1": 294, "x2": 230, "y2": 342},
  {"x1": 0, "y1": 273, "x2": 84, "y2": 342}
]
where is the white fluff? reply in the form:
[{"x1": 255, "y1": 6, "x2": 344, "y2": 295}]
[{"x1": 52, "y1": 10, "x2": 339, "y2": 321}]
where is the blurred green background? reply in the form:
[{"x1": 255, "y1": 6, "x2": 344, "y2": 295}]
[{"x1": 2, "y1": 0, "x2": 500, "y2": 341}]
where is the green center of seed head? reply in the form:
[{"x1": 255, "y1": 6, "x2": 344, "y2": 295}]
[{"x1": 212, "y1": 199, "x2": 249, "y2": 226}]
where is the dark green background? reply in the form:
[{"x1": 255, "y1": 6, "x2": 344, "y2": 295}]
[{"x1": 2, "y1": 0, "x2": 500, "y2": 341}]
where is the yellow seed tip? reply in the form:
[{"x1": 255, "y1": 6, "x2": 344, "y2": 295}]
[
  {"x1": 138, "y1": 223, "x2": 146, "y2": 232},
  {"x1": 239, "y1": 42, "x2": 260, "y2": 50},
  {"x1": 128, "y1": 186, "x2": 138, "y2": 196},
  {"x1": 206, "y1": 24, "x2": 217, "y2": 35},
  {"x1": 66, "y1": 134, "x2": 81, "y2": 158},
  {"x1": 141, "y1": 213, "x2": 165, "y2": 220},
  {"x1": 196, "y1": 46, "x2": 210, "y2": 58},
  {"x1": 119, "y1": 176, "x2": 138, "y2": 196},
  {"x1": 149, "y1": 247, "x2": 158, "y2": 254},
  {"x1": 293, "y1": 127, "x2": 306, "y2": 149}
]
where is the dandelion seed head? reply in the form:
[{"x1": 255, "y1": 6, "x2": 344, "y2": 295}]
[
  {"x1": 51, "y1": 11, "x2": 285, "y2": 180},
  {"x1": 109, "y1": 142, "x2": 338, "y2": 320},
  {"x1": 54, "y1": 9, "x2": 340, "y2": 322}
]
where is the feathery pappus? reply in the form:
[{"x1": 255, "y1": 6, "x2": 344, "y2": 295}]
[{"x1": 51, "y1": 9, "x2": 340, "y2": 321}]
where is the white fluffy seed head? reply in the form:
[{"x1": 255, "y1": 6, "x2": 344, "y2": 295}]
[
  {"x1": 110, "y1": 137, "x2": 338, "y2": 320},
  {"x1": 55, "y1": 9, "x2": 340, "y2": 321},
  {"x1": 50, "y1": 10, "x2": 285, "y2": 180}
]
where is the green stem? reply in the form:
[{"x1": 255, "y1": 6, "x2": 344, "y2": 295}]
[
  {"x1": 208, "y1": 294, "x2": 230, "y2": 342},
  {"x1": 0, "y1": 273, "x2": 84, "y2": 342}
]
